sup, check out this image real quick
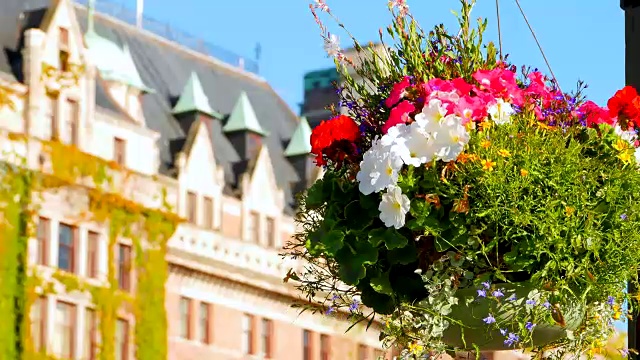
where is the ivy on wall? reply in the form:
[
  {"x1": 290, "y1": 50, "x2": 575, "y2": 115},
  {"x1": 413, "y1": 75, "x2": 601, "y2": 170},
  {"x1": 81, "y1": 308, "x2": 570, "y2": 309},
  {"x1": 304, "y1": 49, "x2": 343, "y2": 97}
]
[{"x1": 0, "y1": 133, "x2": 180, "y2": 360}]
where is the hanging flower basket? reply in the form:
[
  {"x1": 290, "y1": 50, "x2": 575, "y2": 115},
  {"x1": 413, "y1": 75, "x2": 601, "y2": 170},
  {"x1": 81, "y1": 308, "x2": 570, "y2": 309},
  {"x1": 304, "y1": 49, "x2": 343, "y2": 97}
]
[
  {"x1": 440, "y1": 282, "x2": 585, "y2": 351},
  {"x1": 286, "y1": 0, "x2": 639, "y2": 358}
]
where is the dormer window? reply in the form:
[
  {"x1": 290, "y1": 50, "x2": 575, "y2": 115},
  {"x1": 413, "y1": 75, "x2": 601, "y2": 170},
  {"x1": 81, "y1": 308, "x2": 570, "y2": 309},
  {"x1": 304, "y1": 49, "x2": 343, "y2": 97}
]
[
  {"x1": 58, "y1": 27, "x2": 70, "y2": 72},
  {"x1": 248, "y1": 211, "x2": 259, "y2": 243}
]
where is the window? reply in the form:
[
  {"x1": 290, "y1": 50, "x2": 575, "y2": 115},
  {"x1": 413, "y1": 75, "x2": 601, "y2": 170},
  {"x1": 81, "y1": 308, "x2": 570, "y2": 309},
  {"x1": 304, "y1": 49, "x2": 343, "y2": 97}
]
[
  {"x1": 358, "y1": 345, "x2": 369, "y2": 360},
  {"x1": 35, "y1": 217, "x2": 49, "y2": 265},
  {"x1": 179, "y1": 297, "x2": 191, "y2": 339},
  {"x1": 31, "y1": 296, "x2": 47, "y2": 352},
  {"x1": 248, "y1": 211, "x2": 259, "y2": 242},
  {"x1": 203, "y1": 196, "x2": 213, "y2": 229},
  {"x1": 320, "y1": 334, "x2": 330, "y2": 360},
  {"x1": 241, "y1": 314, "x2": 254, "y2": 355},
  {"x1": 84, "y1": 308, "x2": 98, "y2": 360},
  {"x1": 265, "y1": 217, "x2": 275, "y2": 247},
  {"x1": 86, "y1": 231, "x2": 99, "y2": 279},
  {"x1": 113, "y1": 137, "x2": 126, "y2": 166},
  {"x1": 261, "y1": 318, "x2": 273, "y2": 358},
  {"x1": 117, "y1": 244, "x2": 132, "y2": 291},
  {"x1": 44, "y1": 93, "x2": 58, "y2": 140},
  {"x1": 58, "y1": 27, "x2": 69, "y2": 49},
  {"x1": 65, "y1": 99, "x2": 79, "y2": 146},
  {"x1": 198, "y1": 302, "x2": 211, "y2": 343},
  {"x1": 116, "y1": 318, "x2": 129, "y2": 360},
  {"x1": 53, "y1": 301, "x2": 75, "y2": 359},
  {"x1": 58, "y1": 223, "x2": 76, "y2": 273},
  {"x1": 186, "y1": 191, "x2": 197, "y2": 224},
  {"x1": 58, "y1": 27, "x2": 69, "y2": 72},
  {"x1": 303, "y1": 330, "x2": 312, "y2": 360}
]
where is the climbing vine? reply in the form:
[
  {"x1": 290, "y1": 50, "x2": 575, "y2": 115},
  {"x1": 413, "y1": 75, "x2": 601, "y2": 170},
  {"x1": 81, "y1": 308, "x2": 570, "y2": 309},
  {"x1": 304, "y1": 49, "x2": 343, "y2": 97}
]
[{"x1": 0, "y1": 131, "x2": 180, "y2": 360}]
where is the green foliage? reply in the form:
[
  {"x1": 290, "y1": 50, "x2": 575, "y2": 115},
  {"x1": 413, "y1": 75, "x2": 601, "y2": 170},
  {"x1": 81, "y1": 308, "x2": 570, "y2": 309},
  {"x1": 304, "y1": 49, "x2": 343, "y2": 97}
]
[{"x1": 0, "y1": 135, "x2": 180, "y2": 360}]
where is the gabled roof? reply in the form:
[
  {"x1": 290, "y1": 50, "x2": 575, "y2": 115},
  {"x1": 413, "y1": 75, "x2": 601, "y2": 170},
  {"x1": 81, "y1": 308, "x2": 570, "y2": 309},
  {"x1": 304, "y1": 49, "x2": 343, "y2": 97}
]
[
  {"x1": 284, "y1": 117, "x2": 312, "y2": 157},
  {"x1": 223, "y1": 91, "x2": 267, "y2": 136},
  {"x1": 0, "y1": 0, "x2": 302, "y2": 210},
  {"x1": 172, "y1": 71, "x2": 217, "y2": 118}
]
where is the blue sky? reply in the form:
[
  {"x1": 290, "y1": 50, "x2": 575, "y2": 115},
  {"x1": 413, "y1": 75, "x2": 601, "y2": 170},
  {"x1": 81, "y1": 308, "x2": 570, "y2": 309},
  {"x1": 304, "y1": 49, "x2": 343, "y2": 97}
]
[{"x1": 119, "y1": 0, "x2": 626, "y2": 114}]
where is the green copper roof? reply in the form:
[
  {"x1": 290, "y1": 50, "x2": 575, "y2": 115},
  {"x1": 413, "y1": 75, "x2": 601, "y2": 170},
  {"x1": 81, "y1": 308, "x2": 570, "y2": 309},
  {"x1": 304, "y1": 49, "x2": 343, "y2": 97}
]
[
  {"x1": 85, "y1": 31, "x2": 153, "y2": 93},
  {"x1": 284, "y1": 117, "x2": 312, "y2": 157},
  {"x1": 172, "y1": 71, "x2": 217, "y2": 117},
  {"x1": 223, "y1": 92, "x2": 267, "y2": 136}
]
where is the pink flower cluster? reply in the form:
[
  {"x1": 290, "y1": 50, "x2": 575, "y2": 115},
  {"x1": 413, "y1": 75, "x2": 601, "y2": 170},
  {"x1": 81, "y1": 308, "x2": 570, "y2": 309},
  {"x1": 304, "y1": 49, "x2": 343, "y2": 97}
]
[{"x1": 381, "y1": 66, "x2": 618, "y2": 134}]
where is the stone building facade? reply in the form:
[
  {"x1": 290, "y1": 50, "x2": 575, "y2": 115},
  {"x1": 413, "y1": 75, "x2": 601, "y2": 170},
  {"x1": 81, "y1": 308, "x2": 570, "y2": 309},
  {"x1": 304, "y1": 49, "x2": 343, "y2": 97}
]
[{"x1": 0, "y1": 0, "x2": 388, "y2": 359}]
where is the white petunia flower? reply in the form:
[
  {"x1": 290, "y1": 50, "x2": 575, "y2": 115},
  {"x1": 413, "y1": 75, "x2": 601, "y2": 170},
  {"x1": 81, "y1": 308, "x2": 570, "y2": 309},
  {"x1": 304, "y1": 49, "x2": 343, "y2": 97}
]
[
  {"x1": 635, "y1": 147, "x2": 640, "y2": 166},
  {"x1": 379, "y1": 185, "x2": 410, "y2": 229},
  {"x1": 415, "y1": 99, "x2": 448, "y2": 131},
  {"x1": 615, "y1": 125, "x2": 638, "y2": 146},
  {"x1": 395, "y1": 121, "x2": 435, "y2": 167},
  {"x1": 487, "y1": 98, "x2": 514, "y2": 125},
  {"x1": 431, "y1": 114, "x2": 470, "y2": 162},
  {"x1": 356, "y1": 138, "x2": 404, "y2": 195}
]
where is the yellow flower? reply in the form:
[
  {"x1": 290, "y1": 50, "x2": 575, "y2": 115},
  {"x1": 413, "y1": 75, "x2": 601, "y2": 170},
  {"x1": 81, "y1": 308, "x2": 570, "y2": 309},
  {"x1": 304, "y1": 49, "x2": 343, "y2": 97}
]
[
  {"x1": 465, "y1": 121, "x2": 476, "y2": 132},
  {"x1": 618, "y1": 151, "x2": 632, "y2": 164},
  {"x1": 613, "y1": 139, "x2": 630, "y2": 151},
  {"x1": 498, "y1": 149, "x2": 511, "y2": 157},
  {"x1": 481, "y1": 159, "x2": 496, "y2": 172},
  {"x1": 408, "y1": 342, "x2": 424, "y2": 355},
  {"x1": 520, "y1": 169, "x2": 529, "y2": 177},
  {"x1": 479, "y1": 120, "x2": 492, "y2": 131},
  {"x1": 565, "y1": 206, "x2": 575, "y2": 217},
  {"x1": 613, "y1": 305, "x2": 622, "y2": 320},
  {"x1": 480, "y1": 140, "x2": 491, "y2": 149}
]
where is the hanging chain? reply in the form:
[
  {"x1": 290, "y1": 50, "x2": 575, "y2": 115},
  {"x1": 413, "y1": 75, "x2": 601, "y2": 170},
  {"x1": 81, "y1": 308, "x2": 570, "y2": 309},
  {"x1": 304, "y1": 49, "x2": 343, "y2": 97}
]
[
  {"x1": 495, "y1": 0, "x2": 503, "y2": 61},
  {"x1": 513, "y1": 0, "x2": 564, "y2": 96}
]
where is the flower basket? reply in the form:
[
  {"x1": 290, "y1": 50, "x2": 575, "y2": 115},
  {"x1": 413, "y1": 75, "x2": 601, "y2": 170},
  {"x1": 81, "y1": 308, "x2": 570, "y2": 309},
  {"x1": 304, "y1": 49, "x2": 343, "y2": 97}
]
[
  {"x1": 441, "y1": 283, "x2": 584, "y2": 351},
  {"x1": 286, "y1": 0, "x2": 640, "y2": 358}
]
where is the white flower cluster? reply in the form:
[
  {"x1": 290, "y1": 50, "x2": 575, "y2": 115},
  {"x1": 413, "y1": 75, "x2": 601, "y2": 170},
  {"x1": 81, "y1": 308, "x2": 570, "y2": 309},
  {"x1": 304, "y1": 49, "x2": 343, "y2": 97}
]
[
  {"x1": 615, "y1": 125, "x2": 640, "y2": 165},
  {"x1": 357, "y1": 99, "x2": 472, "y2": 229}
]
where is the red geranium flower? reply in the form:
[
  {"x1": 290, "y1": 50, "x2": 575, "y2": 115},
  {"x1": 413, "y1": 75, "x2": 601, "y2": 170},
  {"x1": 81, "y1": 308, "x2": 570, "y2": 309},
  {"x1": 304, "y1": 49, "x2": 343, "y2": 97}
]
[
  {"x1": 608, "y1": 86, "x2": 640, "y2": 129},
  {"x1": 310, "y1": 115, "x2": 360, "y2": 167}
]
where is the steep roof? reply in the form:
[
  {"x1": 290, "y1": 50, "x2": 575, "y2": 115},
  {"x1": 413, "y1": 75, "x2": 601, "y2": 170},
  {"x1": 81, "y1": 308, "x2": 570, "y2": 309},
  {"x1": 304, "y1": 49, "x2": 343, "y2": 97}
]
[
  {"x1": 223, "y1": 91, "x2": 268, "y2": 136},
  {"x1": 0, "y1": 0, "x2": 302, "y2": 210},
  {"x1": 284, "y1": 116, "x2": 312, "y2": 157}
]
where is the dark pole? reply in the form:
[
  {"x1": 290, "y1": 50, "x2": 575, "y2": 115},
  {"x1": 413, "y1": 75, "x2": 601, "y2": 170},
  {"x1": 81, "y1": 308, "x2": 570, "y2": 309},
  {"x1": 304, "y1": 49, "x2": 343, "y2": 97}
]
[{"x1": 622, "y1": 2, "x2": 640, "y2": 356}]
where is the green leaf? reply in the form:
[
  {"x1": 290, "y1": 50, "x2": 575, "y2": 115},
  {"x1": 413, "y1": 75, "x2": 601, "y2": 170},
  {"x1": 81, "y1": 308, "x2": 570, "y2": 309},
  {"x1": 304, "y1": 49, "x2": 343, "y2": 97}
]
[
  {"x1": 434, "y1": 236, "x2": 452, "y2": 252},
  {"x1": 335, "y1": 246, "x2": 367, "y2": 285},
  {"x1": 338, "y1": 262, "x2": 366, "y2": 286},
  {"x1": 360, "y1": 284, "x2": 395, "y2": 315},
  {"x1": 384, "y1": 228, "x2": 408, "y2": 250},
  {"x1": 368, "y1": 228, "x2": 386, "y2": 247},
  {"x1": 370, "y1": 271, "x2": 394, "y2": 296},
  {"x1": 353, "y1": 239, "x2": 379, "y2": 265},
  {"x1": 323, "y1": 230, "x2": 345, "y2": 255},
  {"x1": 343, "y1": 201, "x2": 373, "y2": 231},
  {"x1": 387, "y1": 244, "x2": 418, "y2": 265},
  {"x1": 305, "y1": 180, "x2": 325, "y2": 208}
]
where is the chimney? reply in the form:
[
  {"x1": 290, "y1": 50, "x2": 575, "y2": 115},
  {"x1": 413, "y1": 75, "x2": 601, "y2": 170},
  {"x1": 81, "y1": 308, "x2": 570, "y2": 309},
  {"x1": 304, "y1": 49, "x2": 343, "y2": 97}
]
[{"x1": 136, "y1": 0, "x2": 144, "y2": 28}]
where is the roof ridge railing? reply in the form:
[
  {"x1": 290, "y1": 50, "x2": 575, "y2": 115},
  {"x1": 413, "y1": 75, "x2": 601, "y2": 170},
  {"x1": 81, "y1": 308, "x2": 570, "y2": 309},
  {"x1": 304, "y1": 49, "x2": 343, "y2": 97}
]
[{"x1": 73, "y1": 0, "x2": 259, "y2": 74}]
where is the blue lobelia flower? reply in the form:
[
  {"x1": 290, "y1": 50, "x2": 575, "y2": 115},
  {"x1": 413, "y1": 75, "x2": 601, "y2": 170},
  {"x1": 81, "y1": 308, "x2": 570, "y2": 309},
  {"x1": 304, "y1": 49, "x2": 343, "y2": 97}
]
[{"x1": 483, "y1": 314, "x2": 496, "y2": 324}]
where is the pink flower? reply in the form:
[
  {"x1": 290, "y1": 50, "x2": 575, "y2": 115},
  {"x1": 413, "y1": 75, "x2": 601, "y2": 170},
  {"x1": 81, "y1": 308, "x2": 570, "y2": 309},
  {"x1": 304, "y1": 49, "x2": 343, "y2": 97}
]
[
  {"x1": 385, "y1": 77, "x2": 412, "y2": 108},
  {"x1": 456, "y1": 95, "x2": 488, "y2": 123},
  {"x1": 451, "y1": 77, "x2": 473, "y2": 96},
  {"x1": 578, "y1": 101, "x2": 615, "y2": 127},
  {"x1": 382, "y1": 100, "x2": 415, "y2": 133},
  {"x1": 473, "y1": 68, "x2": 523, "y2": 106}
]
